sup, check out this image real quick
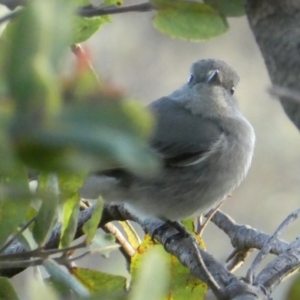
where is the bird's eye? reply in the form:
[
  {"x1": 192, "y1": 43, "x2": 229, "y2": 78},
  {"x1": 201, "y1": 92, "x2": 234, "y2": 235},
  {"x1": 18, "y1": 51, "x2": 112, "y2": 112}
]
[
  {"x1": 230, "y1": 86, "x2": 235, "y2": 95},
  {"x1": 188, "y1": 75, "x2": 194, "y2": 83}
]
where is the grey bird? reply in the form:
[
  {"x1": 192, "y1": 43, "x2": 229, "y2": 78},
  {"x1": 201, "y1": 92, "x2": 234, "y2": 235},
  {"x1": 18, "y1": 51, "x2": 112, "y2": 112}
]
[{"x1": 80, "y1": 59, "x2": 255, "y2": 222}]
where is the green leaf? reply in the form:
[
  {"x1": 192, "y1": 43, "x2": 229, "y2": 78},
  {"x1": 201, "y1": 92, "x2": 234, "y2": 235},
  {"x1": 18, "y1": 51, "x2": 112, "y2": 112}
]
[
  {"x1": 204, "y1": 0, "x2": 245, "y2": 17},
  {"x1": 59, "y1": 193, "x2": 80, "y2": 248},
  {"x1": 130, "y1": 247, "x2": 169, "y2": 300},
  {"x1": 59, "y1": 172, "x2": 87, "y2": 202},
  {"x1": 32, "y1": 174, "x2": 59, "y2": 246},
  {"x1": 72, "y1": 267, "x2": 127, "y2": 293},
  {"x1": 29, "y1": 98, "x2": 159, "y2": 177},
  {"x1": 73, "y1": 0, "x2": 123, "y2": 44},
  {"x1": 118, "y1": 221, "x2": 140, "y2": 249},
  {"x1": 285, "y1": 274, "x2": 300, "y2": 300},
  {"x1": 169, "y1": 253, "x2": 207, "y2": 299},
  {"x1": 4, "y1": 0, "x2": 74, "y2": 117},
  {"x1": 152, "y1": 0, "x2": 228, "y2": 41},
  {"x1": 59, "y1": 172, "x2": 88, "y2": 248},
  {"x1": 17, "y1": 227, "x2": 38, "y2": 251},
  {"x1": 0, "y1": 277, "x2": 20, "y2": 300},
  {"x1": 82, "y1": 198, "x2": 104, "y2": 244},
  {"x1": 182, "y1": 218, "x2": 206, "y2": 248},
  {"x1": 130, "y1": 234, "x2": 207, "y2": 299},
  {"x1": 0, "y1": 168, "x2": 31, "y2": 249}
]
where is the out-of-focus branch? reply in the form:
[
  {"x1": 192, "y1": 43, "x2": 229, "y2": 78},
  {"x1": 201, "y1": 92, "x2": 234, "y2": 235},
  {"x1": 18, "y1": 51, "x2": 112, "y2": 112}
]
[
  {"x1": 244, "y1": 0, "x2": 300, "y2": 130},
  {"x1": 0, "y1": 0, "x2": 25, "y2": 10},
  {"x1": 77, "y1": 3, "x2": 154, "y2": 17},
  {"x1": 0, "y1": 3, "x2": 155, "y2": 26}
]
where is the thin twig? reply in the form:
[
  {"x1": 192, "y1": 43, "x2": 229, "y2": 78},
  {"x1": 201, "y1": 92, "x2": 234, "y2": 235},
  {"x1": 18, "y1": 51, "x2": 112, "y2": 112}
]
[
  {"x1": 67, "y1": 244, "x2": 120, "y2": 263},
  {"x1": 0, "y1": 241, "x2": 86, "y2": 260},
  {"x1": 104, "y1": 222, "x2": 135, "y2": 264},
  {"x1": 0, "y1": 216, "x2": 37, "y2": 253},
  {"x1": 71, "y1": 44, "x2": 99, "y2": 82},
  {"x1": 0, "y1": 258, "x2": 43, "y2": 269},
  {"x1": 246, "y1": 208, "x2": 300, "y2": 284},
  {"x1": 197, "y1": 200, "x2": 224, "y2": 236},
  {"x1": 226, "y1": 248, "x2": 253, "y2": 273},
  {"x1": 192, "y1": 240, "x2": 221, "y2": 292},
  {"x1": 77, "y1": 3, "x2": 154, "y2": 18}
]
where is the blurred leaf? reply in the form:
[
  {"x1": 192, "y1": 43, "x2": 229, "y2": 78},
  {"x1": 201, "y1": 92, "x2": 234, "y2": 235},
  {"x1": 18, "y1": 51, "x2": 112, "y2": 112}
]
[
  {"x1": 0, "y1": 167, "x2": 31, "y2": 249},
  {"x1": 32, "y1": 174, "x2": 59, "y2": 246},
  {"x1": 4, "y1": 0, "x2": 74, "y2": 117},
  {"x1": 71, "y1": 44, "x2": 100, "y2": 93},
  {"x1": 130, "y1": 247, "x2": 169, "y2": 300},
  {"x1": 28, "y1": 276, "x2": 60, "y2": 300},
  {"x1": 59, "y1": 171, "x2": 86, "y2": 248},
  {"x1": 3, "y1": 0, "x2": 74, "y2": 173},
  {"x1": 204, "y1": 0, "x2": 245, "y2": 17},
  {"x1": 73, "y1": 0, "x2": 123, "y2": 44},
  {"x1": 59, "y1": 173, "x2": 87, "y2": 201},
  {"x1": 59, "y1": 193, "x2": 80, "y2": 248},
  {"x1": 22, "y1": 97, "x2": 159, "y2": 176},
  {"x1": 119, "y1": 221, "x2": 140, "y2": 249},
  {"x1": 72, "y1": 267, "x2": 126, "y2": 293},
  {"x1": 14, "y1": 204, "x2": 38, "y2": 251},
  {"x1": 169, "y1": 254, "x2": 207, "y2": 299},
  {"x1": 0, "y1": 117, "x2": 19, "y2": 176},
  {"x1": 285, "y1": 274, "x2": 300, "y2": 300},
  {"x1": 44, "y1": 259, "x2": 90, "y2": 297},
  {"x1": 0, "y1": 277, "x2": 20, "y2": 300},
  {"x1": 152, "y1": 0, "x2": 228, "y2": 41},
  {"x1": 131, "y1": 234, "x2": 207, "y2": 299},
  {"x1": 17, "y1": 227, "x2": 38, "y2": 251},
  {"x1": 82, "y1": 197, "x2": 103, "y2": 245},
  {"x1": 90, "y1": 233, "x2": 119, "y2": 258},
  {"x1": 45, "y1": 276, "x2": 73, "y2": 297}
]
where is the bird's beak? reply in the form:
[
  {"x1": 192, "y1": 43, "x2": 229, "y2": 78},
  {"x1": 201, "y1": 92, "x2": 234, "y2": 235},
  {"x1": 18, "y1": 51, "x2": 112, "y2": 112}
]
[{"x1": 207, "y1": 70, "x2": 221, "y2": 85}]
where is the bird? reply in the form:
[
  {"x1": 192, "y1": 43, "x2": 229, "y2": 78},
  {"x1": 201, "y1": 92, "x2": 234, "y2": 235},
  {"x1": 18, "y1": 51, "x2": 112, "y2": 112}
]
[{"x1": 80, "y1": 59, "x2": 255, "y2": 225}]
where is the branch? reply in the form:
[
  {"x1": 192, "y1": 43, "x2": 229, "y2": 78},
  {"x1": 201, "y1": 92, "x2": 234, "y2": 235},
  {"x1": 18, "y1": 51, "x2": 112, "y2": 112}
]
[
  {"x1": 255, "y1": 247, "x2": 300, "y2": 297},
  {"x1": 0, "y1": 3, "x2": 155, "y2": 26},
  {"x1": 0, "y1": 204, "x2": 270, "y2": 300},
  {"x1": 1, "y1": 204, "x2": 297, "y2": 299},
  {"x1": 246, "y1": 208, "x2": 300, "y2": 283},
  {"x1": 77, "y1": 3, "x2": 154, "y2": 18},
  {"x1": 210, "y1": 210, "x2": 289, "y2": 255}
]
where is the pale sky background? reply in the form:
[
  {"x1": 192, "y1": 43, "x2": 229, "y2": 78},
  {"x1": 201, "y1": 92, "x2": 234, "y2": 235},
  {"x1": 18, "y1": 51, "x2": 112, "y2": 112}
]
[{"x1": 9, "y1": 1, "x2": 300, "y2": 299}]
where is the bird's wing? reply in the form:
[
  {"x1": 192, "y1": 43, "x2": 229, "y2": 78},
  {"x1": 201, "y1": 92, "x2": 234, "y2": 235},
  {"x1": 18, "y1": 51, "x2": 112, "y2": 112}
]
[{"x1": 148, "y1": 97, "x2": 224, "y2": 167}]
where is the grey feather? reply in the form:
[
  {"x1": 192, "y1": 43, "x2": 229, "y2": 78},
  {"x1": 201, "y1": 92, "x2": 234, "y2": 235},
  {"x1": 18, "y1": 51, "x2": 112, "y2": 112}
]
[{"x1": 149, "y1": 97, "x2": 223, "y2": 166}]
